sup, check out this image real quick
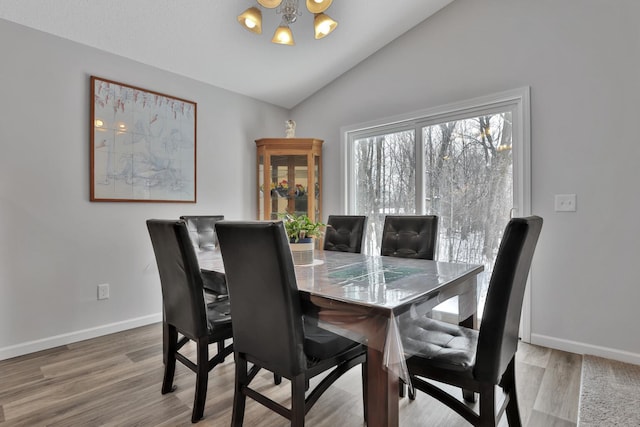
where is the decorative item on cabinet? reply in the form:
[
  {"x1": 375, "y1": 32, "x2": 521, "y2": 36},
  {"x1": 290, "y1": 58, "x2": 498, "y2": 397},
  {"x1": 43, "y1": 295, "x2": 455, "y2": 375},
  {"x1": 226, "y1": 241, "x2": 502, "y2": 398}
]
[{"x1": 285, "y1": 119, "x2": 296, "y2": 138}]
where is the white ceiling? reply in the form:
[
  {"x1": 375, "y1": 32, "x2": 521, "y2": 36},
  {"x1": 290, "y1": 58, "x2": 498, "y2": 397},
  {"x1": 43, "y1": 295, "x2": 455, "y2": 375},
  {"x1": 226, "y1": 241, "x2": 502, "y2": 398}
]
[{"x1": 0, "y1": 0, "x2": 454, "y2": 109}]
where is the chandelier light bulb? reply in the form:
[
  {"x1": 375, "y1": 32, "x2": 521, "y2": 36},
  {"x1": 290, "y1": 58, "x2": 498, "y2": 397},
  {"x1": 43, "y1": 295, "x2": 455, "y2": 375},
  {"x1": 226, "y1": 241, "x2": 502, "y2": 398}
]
[
  {"x1": 272, "y1": 25, "x2": 295, "y2": 45},
  {"x1": 237, "y1": 7, "x2": 262, "y2": 34},
  {"x1": 314, "y1": 13, "x2": 337, "y2": 39},
  {"x1": 306, "y1": 0, "x2": 332, "y2": 14},
  {"x1": 318, "y1": 21, "x2": 330, "y2": 35}
]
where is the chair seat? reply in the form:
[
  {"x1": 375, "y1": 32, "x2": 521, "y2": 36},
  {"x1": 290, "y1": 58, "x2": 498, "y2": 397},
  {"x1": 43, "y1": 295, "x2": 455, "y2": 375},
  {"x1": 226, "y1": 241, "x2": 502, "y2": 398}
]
[
  {"x1": 402, "y1": 317, "x2": 478, "y2": 375},
  {"x1": 206, "y1": 300, "x2": 232, "y2": 329},
  {"x1": 303, "y1": 321, "x2": 361, "y2": 361},
  {"x1": 204, "y1": 290, "x2": 228, "y2": 305},
  {"x1": 201, "y1": 269, "x2": 228, "y2": 295}
]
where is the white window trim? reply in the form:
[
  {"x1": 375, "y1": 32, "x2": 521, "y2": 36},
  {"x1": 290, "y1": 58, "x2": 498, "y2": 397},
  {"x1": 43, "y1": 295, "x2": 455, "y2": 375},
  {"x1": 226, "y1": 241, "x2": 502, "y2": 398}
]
[{"x1": 340, "y1": 87, "x2": 533, "y2": 340}]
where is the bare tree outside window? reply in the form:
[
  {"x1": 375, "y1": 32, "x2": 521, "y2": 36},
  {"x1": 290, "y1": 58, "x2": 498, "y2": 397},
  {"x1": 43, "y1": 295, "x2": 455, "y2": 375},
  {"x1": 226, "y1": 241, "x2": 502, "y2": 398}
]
[
  {"x1": 354, "y1": 130, "x2": 416, "y2": 255},
  {"x1": 426, "y1": 113, "x2": 513, "y2": 268}
]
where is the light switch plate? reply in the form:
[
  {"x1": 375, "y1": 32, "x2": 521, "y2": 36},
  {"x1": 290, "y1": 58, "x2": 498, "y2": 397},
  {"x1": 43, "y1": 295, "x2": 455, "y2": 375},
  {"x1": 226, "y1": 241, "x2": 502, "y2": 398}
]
[
  {"x1": 97, "y1": 283, "x2": 110, "y2": 300},
  {"x1": 555, "y1": 194, "x2": 576, "y2": 212}
]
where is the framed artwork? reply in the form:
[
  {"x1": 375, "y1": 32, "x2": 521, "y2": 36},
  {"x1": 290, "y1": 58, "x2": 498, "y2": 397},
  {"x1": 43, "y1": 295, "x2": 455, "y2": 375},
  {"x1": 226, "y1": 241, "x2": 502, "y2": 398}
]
[{"x1": 90, "y1": 76, "x2": 197, "y2": 202}]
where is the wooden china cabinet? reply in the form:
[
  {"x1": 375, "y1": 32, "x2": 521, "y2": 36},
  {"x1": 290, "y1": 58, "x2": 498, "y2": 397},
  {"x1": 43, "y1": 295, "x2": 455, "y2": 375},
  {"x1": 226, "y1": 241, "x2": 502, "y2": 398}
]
[{"x1": 256, "y1": 138, "x2": 323, "y2": 223}]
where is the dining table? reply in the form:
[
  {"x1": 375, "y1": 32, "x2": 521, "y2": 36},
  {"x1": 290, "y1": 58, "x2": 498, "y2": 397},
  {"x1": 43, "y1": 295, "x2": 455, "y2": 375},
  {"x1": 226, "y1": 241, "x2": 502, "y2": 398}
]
[{"x1": 198, "y1": 249, "x2": 483, "y2": 427}]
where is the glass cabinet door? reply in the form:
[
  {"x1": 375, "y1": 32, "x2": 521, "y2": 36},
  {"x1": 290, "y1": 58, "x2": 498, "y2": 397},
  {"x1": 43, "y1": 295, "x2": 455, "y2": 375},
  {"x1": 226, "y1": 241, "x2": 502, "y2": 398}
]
[{"x1": 256, "y1": 138, "x2": 323, "y2": 222}]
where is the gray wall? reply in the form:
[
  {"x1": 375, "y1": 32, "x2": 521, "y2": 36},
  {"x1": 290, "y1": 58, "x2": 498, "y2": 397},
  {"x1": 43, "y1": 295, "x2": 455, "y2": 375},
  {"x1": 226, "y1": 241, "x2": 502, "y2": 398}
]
[
  {"x1": 291, "y1": 0, "x2": 640, "y2": 363},
  {"x1": 0, "y1": 19, "x2": 288, "y2": 358},
  {"x1": 3, "y1": 0, "x2": 640, "y2": 365}
]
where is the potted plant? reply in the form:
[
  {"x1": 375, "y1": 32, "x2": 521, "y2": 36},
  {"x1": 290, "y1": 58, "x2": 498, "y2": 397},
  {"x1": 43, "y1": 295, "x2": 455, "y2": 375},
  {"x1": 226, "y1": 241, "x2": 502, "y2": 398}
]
[
  {"x1": 281, "y1": 213, "x2": 325, "y2": 265},
  {"x1": 282, "y1": 213, "x2": 323, "y2": 242}
]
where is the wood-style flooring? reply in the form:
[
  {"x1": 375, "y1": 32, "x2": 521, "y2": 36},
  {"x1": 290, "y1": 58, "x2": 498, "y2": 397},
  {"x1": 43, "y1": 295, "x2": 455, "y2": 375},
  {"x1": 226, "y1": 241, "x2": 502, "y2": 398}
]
[{"x1": 0, "y1": 323, "x2": 581, "y2": 426}]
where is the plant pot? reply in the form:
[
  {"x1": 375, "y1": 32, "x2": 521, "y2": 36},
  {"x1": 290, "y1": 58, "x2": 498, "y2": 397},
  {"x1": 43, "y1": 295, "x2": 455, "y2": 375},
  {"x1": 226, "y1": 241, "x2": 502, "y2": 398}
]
[{"x1": 289, "y1": 238, "x2": 314, "y2": 265}]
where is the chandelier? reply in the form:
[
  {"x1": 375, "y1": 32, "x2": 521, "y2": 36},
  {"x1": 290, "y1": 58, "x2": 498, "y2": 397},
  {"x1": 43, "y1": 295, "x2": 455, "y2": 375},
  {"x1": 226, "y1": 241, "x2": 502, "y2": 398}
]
[{"x1": 238, "y1": 0, "x2": 338, "y2": 46}]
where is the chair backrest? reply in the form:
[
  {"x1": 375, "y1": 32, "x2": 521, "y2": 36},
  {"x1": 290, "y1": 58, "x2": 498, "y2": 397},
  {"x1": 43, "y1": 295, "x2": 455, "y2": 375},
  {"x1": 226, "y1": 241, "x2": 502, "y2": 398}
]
[
  {"x1": 147, "y1": 219, "x2": 208, "y2": 339},
  {"x1": 215, "y1": 221, "x2": 307, "y2": 377},
  {"x1": 474, "y1": 216, "x2": 543, "y2": 383},
  {"x1": 323, "y1": 215, "x2": 368, "y2": 253},
  {"x1": 380, "y1": 215, "x2": 438, "y2": 259},
  {"x1": 180, "y1": 215, "x2": 225, "y2": 252}
]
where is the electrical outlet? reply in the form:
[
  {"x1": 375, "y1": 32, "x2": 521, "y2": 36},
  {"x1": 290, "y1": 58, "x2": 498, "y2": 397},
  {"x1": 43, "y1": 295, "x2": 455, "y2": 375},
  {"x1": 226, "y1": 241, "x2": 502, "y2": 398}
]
[
  {"x1": 555, "y1": 194, "x2": 577, "y2": 212},
  {"x1": 97, "y1": 283, "x2": 110, "y2": 300}
]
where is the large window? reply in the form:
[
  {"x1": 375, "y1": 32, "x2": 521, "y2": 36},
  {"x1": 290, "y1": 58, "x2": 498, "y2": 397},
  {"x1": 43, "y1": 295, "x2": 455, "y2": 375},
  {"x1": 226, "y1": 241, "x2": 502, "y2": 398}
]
[{"x1": 344, "y1": 88, "x2": 531, "y2": 330}]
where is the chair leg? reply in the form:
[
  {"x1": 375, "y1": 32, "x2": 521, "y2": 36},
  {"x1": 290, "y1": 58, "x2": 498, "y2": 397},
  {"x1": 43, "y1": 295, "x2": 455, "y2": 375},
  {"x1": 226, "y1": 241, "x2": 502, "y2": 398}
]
[
  {"x1": 478, "y1": 384, "x2": 497, "y2": 427},
  {"x1": 274, "y1": 374, "x2": 282, "y2": 385},
  {"x1": 161, "y1": 324, "x2": 177, "y2": 394},
  {"x1": 162, "y1": 317, "x2": 169, "y2": 365},
  {"x1": 218, "y1": 340, "x2": 226, "y2": 362},
  {"x1": 502, "y1": 359, "x2": 522, "y2": 427},
  {"x1": 191, "y1": 337, "x2": 209, "y2": 423},
  {"x1": 463, "y1": 389, "x2": 477, "y2": 403},
  {"x1": 361, "y1": 361, "x2": 368, "y2": 424},
  {"x1": 408, "y1": 384, "x2": 416, "y2": 400},
  {"x1": 232, "y1": 357, "x2": 248, "y2": 427},
  {"x1": 291, "y1": 374, "x2": 306, "y2": 426},
  {"x1": 399, "y1": 379, "x2": 417, "y2": 400}
]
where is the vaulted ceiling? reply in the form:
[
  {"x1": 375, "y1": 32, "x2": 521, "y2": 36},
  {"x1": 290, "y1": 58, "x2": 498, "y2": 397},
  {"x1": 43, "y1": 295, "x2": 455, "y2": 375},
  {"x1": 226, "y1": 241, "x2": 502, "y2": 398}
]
[{"x1": 0, "y1": 0, "x2": 454, "y2": 108}]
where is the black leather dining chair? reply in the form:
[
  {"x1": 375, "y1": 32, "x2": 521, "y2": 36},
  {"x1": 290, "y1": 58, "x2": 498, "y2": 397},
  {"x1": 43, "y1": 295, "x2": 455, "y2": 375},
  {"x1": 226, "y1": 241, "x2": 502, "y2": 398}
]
[
  {"x1": 147, "y1": 219, "x2": 233, "y2": 423},
  {"x1": 380, "y1": 215, "x2": 439, "y2": 259},
  {"x1": 399, "y1": 216, "x2": 543, "y2": 427},
  {"x1": 180, "y1": 215, "x2": 230, "y2": 358},
  {"x1": 216, "y1": 220, "x2": 368, "y2": 427},
  {"x1": 323, "y1": 215, "x2": 368, "y2": 253}
]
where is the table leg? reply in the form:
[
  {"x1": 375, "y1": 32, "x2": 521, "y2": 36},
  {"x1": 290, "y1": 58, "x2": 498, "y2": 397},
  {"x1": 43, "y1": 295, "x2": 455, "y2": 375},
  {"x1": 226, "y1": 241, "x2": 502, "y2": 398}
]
[
  {"x1": 459, "y1": 275, "x2": 478, "y2": 402},
  {"x1": 366, "y1": 343, "x2": 399, "y2": 427},
  {"x1": 458, "y1": 275, "x2": 478, "y2": 329},
  {"x1": 308, "y1": 295, "x2": 403, "y2": 427}
]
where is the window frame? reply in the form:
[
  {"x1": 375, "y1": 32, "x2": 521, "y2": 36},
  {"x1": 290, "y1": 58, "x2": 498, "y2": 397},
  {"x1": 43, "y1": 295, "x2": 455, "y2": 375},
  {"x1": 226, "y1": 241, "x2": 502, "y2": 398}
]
[{"x1": 340, "y1": 87, "x2": 532, "y2": 340}]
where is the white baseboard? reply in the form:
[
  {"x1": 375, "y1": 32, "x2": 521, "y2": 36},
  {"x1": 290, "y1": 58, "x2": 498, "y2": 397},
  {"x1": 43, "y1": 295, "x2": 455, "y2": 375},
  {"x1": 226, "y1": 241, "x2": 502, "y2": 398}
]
[
  {"x1": 0, "y1": 313, "x2": 162, "y2": 361},
  {"x1": 531, "y1": 333, "x2": 640, "y2": 365}
]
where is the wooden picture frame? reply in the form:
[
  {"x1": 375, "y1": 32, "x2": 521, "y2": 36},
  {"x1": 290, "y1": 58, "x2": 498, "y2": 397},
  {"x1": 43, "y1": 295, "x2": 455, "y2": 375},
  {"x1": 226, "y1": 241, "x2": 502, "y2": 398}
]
[{"x1": 90, "y1": 76, "x2": 196, "y2": 202}]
